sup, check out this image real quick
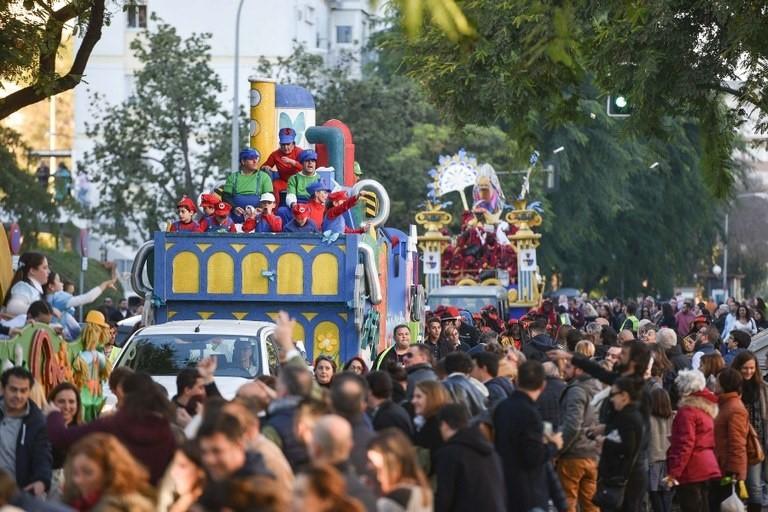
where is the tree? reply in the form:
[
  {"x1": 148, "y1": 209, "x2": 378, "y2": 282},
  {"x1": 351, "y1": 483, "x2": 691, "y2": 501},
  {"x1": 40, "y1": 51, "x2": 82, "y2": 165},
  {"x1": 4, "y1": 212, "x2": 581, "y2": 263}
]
[
  {"x1": 82, "y1": 20, "x2": 230, "y2": 246},
  {"x1": 395, "y1": 0, "x2": 768, "y2": 199},
  {"x1": 0, "y1": 0, "x2": 106, "y2": 120}
]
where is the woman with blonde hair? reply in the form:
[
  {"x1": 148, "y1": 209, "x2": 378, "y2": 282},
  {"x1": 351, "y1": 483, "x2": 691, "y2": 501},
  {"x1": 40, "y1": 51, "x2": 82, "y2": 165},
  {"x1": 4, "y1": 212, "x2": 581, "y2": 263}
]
[
  {"x1": 574, "y1": 340, "x2": 595, "y2": 358},
  {"x1": 411, "y1": 380, "x2": 451, "y2": 473},
  {"x1": 63, "y1": 433, "x2": 154, "y2": 511},
  {"x1": 368, "y1": 429, "x2": 433, "y2": 512}
]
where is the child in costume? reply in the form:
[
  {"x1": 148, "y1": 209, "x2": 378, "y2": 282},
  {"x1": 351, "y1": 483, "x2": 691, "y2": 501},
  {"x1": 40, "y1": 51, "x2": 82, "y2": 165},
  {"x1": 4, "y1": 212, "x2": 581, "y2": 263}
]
[
  {"x1": 305, "y1": 179, "x2": 331, "y2": 228},
  {"x1": 72, "y1": 310, "x2": 112, "y2": 421},
  {"x1": 283, "y1": 203, "x2": 319, "y2": 233},
  {"x1": 197, "y1": 192, "x2": 221, "y2": 232},
  {"x1": 322, "y1": 189, "x2": 367, "y2": 234},
  {"x1": 241, "y1": 192, "x2": 282, "y2": 233},
  {"x1": 262, "y1": 127, "x2": 303, "y2": 206},
  {"x1": 168, "y1": 196, "x2": 200, "y2": 232},
  {"x1": 205, "y1": 201, "x2": 237, "y2": 233}
]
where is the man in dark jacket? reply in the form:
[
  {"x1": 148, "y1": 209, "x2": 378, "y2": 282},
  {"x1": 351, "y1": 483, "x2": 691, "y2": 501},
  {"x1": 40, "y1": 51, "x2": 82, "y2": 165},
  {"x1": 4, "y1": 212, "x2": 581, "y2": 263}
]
[
  {"x1": 0, "y1": 367, "x2": 51, "y2": 496},
  {"x1": 434, "y1": 404, "x2": 505, "y2": 512},
  {"x1": 404, "y1": 344, "x2": 438, "y2": 400},
  {"x1": 366, "y1": 371, "x2": 413, "y2": 438},
  {"x1": 471, "y1": 351, "x2": 514, "y2": 410},
  {"x1": 494, "y1": 360, "x2": 563, "y2": 512},
  {"x1": 558, "y1": 358, "x2": 601, "y2": 512},
  {"x1": 524, "y1": 318, "x2": 557, "y2": 362},
  {"x1": 310, "y1": 415, "x2": 377, "y2": 512},
  {"x1": 425, "y1": 317, "x2": 453, "y2": 361},
  {"x1": 442, "y1": 352, "x2": 487, "y2": 417},
  {"x1": 657, "y1": 327, "x2": 691, "y2": 372},
  {"x1": 537, "y1": 362, "x2": 567, "y2": 430},
  {"x1": 330, "y1": 373, "x2": 375, "y2": 479}
]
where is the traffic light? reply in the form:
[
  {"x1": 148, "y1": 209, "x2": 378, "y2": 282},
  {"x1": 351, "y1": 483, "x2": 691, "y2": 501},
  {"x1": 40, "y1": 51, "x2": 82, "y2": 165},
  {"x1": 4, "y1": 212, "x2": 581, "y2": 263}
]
[{"x1": 607, "y1": 95, "x2": 631, "y2": 117}]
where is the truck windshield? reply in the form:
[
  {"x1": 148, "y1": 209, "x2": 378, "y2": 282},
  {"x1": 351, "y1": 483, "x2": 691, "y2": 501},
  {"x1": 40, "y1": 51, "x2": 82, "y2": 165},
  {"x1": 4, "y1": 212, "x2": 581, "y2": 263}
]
[
  {"x1": 428, "y1": 296, "x2": 497, "y2": 312},
  {"x1": 119, "y1": 333, "x2": 262, "y2": 378}
]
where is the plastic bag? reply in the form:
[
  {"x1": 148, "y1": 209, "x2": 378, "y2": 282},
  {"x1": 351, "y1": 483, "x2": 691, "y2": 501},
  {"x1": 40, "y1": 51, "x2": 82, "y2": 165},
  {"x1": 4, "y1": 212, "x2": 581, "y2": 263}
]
[{"x1": 722, "y1": 483, "x2": 746, "y2": 512}]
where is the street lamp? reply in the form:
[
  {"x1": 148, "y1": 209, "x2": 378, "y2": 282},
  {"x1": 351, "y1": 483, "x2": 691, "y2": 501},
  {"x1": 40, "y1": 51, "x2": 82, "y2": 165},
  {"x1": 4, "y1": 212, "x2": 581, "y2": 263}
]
[{"x1": 231, "y1": 0, "x2": 247, "y2": 173}]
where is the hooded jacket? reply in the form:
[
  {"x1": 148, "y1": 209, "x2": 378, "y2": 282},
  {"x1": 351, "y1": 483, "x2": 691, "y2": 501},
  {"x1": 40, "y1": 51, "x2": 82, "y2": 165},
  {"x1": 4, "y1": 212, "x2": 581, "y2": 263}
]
[
  {"x1": 434, "y1": 427, "x2": 506, "y2": 512},
  {"x1": 559, "y1": 374, "x2": 600, "y2": 460},
  {"x1": 47, "y1": 408, "x2": 175, "y2": 484},
  {"x1": 715, "y1": 391, "x2": 749, "y2": 481},
  {"x1": 442, "y1": 373, "x2": 487, "y2": 417},
  {"x1": 666, "y1": 389, "x2": 722, "y2": 484},
  {"x1": 523, "y1": 333, "x2": 556, "y2": 362}
]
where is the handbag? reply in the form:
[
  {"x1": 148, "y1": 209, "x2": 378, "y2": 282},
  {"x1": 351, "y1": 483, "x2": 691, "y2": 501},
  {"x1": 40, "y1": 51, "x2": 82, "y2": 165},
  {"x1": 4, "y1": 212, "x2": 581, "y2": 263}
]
[
  {"x1": 592, "y1": 477, "x2": 626, "y2": 509},
  {"x1": 746, "y1": 423, "x2": 765, "y2": 466}
]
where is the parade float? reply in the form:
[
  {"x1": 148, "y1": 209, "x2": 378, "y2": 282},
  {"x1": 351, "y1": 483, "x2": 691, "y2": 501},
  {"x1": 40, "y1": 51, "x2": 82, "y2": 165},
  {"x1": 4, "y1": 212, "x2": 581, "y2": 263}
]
[
  {"x1": 415, "y1": 150, "x2": 546, "y2": 319},
  {"x1": 131, "y1": 79, "x2": 423, "y2": 367}
]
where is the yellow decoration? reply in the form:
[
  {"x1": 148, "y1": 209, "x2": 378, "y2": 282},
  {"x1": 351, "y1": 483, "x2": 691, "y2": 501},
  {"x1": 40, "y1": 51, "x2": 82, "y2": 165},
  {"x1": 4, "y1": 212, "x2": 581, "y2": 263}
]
[
  {"x1": 301, "y1": 312, "x2": 318, "y2": 321},
  {"x1": 230, "y1": 243, "x2": 246, "y2": 253},
  {"x1": 172, "y1": 252, "x2": 200, "y2": 293},
  {"x1": 277, "y1": 253, "x2": 303, "y2": 294},
  {"x1": 207, "y1": 252, "x2": 234, "y2": 294},
  {"x1": 242, "y1": 253, "x2": 269, "y2": 294},
  {"x1": 167, "y1": 311, "x2": 177, "y2": 320},
  {"x1": 311, "y1": 254, "x2": 338, "y2": 295},
  {"x1": 265, "y1": 244, "x2": 280, "y2": 253},
  {"x1": 313, "y1": 321, "x2": 340, "y2": 365},
  {"x1": 300, "y1": 244, "x2": 315, "y2": 253},
  {"x1": 232, "y1": 312, "x2": 248, "y2": 320},
  {"x1": 195, "y1": 243, "x2": 212, "y2": 252},
  {"x1": 508, "y1": 289, "x2": 518, "y2": 303},
  {"x1": 197, "y1": 312, "x2": 215, "y2": 320},
  {"x1": 338, "y1": 313, "x2": 348, "y2": 321},
  {"x1": 164, "y1": 242, "x2": 175, "y2": 250},
  {"x1": 248, "y1": 79, "x2": 276, "y2": 162}
]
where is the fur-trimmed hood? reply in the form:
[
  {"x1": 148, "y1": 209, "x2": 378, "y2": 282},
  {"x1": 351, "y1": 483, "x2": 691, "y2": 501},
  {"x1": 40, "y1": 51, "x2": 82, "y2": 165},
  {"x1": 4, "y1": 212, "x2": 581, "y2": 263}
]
[{"x1": 679, "y1": 389, "x2": 719, "y2": 418}]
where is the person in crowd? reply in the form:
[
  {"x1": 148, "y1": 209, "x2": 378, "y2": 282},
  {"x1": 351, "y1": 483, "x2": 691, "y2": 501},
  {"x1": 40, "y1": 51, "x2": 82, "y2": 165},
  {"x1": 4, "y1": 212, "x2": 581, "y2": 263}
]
[
  {"x1": 62, "y1": 433, "x2": 154, "y2": 511},
  {"x1": 423, "y1": 316, "x2": 453, "y2": 361},
  {"x1": 524, "y1": 317, "x2": 558, "y2": 362},
  {"x1": 157, "y1": 441, "x2": 206, "y2": 512},
  {"x1": 374, "y1": 324, "x2": 412, "y2": 370},
  {"x1": 593, "y1": 376, "x2": 646, "y2": 512},
  {"x1": 367, "y1": 429, "x2": 433, "y2": 512},
  {"x1": 47, "y1": 371, "x2": 176, "y2": 485},
  {"x1": 195, "y1": 411, "x2": 276, "y2": 510},
  {"x1": 664, "y1": 370, "x2": 721, "y2": 511},
  {"x1": 638, "y1": 322, "x2": 657, "y2": 344},
  {"x1": 537, "y1": 361, "x2": 567, "y2": 430},
  {"x1": 168, "y1": 196, "x2": 200, "y2": 232},
  {"x1": 658, "y1": 302, "x2": 677, "y2": 330},
  {"x1": 343, "y1": 357, "x2": 368, "y2": 376},
  {"x1": 675, "y1": 300, "x2": 697, "y2": 337},
  {"x1": 221, "y1": 148, "x2": 273, "y2": 223},
  {"x1": 648, "y1": 344, "x2": 676, "y2": 393},
  {"x1": 440, "y1": 324, "x2": 467, "y2": 353},
  {"x1": 305, "y1": 179, "x2": 332, "y2": 228},
  {"x1": 494, "y1": 360, "x2": 563, "y2": 512},
  {"x1": 2, "y1": 252, "x2": 49, "y2": 317},
  {"x1": 0, "y1": 367, "x2": 51, "y2": 497},
  {"x1": 724, "y1": 330, "x2": 752, "y2": 364},
  {"x1": 434, "y1": 404, "x2": 505, "y2": 512},
  {"x1": 263, "y1": 127, "x2": 303, "y2": 205},
  {"x1": 47, "y1": 382, "x2": 81, "y2": 500},
  {"x1": 322, "y1": 189, "x2": 363, "y2": 234},
  {"x1": 699, "y1": 352, "x2": 725, "y2": 392},
  {"x1": 657, "y1": 327, "x2": 691, "y2": 372},
  {"x1": 691, "y1": 325, "x2": 719, "y2": 370},
  {"x1": 308, "y1": 415, "x2": 376, "y2": 512},
  {"x1": 45, "y1": 272, "x2": 115, "y2": 340},
  {"x1": 733, "y1": 304, "x2": 758, "y2": 336},
  {"x1": 285, "y1": 149, "x2": 320, "y2": 209},
  {"x1": 366, "y1": 371, "x2": 413, "y2": 438},
  {"x1": 171, "y1": 368, "x2": 207, "y2": 420},
  {"x1": 261, "y1": 365, "x2": 313, "y2": 471},
  {"x1": 753, "y1": 308, "x2": 768, "y2": 332},
  {"x1": 441, "y1": 351, "x2": 487, "y2": 417},
  {"x1": 109, "y1": 298, "x2": 130, "y2": 323},
  {"x1": 558, "y1": 356, "x2": 600, "y2": 512},
  {"x1": 470, "y1": 351, "x2": 514, "y2": 411},
  {"x1": 575, "y1": 339, "x2": 595, "y2": 358},
  {"x1": 241, "y1": 193, "x2": 283, "y2": 233},
  {"x1": 233, "y1": 340, "x2": 259, "y2": 377},
  {"x1": 204, "y1": 201, "x2": 237, "y2": 233},
  {"x1": 106, "y1": 366, "x2": 133, "y2": 412},
  {"x1": 412, "y1": 380, "x2": 451, "y2": 474},
  {"x1": 284, "y1": 203, "x2": 319, "y2": 233},
  {"x1": 313, "y1": 355, "x2": 336, "y2": 388},
  {"x1": 731, "y1": 350, "x2": 768, "y2": 512},
  {"x1": 711, "y1": 368, "x2": 749, "y2": 511},
  {"x1": 647, "y1": 387, "x2": 673, "y2": 512},
  {"x1": 619, "y1": 301, "x2": 640, "y2": 334},
  {"x1": 329, "y1": 373, "x2": 375, "y2": 479},
  {"x1": 403, "y1": 344, "x2": 438, "y2": 400},
  {"x1": 292, "y1": 464, "x2": 364, "y2": 512}
]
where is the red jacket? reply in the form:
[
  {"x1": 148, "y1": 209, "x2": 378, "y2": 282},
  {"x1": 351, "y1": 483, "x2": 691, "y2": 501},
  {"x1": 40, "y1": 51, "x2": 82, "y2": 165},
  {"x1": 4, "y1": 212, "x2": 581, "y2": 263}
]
[
  {"x1": 306, "y1": 198, "x2": 326, "y2": 228},
  {"x1": 667, "y1": 389, "x2": 721, "y2": 484},
  {"x1": 263, "y1": 146, "x2": 303, "y2": 181}
]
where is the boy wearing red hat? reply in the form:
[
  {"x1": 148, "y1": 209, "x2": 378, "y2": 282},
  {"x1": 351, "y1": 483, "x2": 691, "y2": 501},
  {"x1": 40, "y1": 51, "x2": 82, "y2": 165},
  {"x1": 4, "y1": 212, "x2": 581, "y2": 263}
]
[
  {"x1": 168, "y1": 196, "x2": 200, "y2": 232},
  {"x1": 323, "y1": 189, "x2": 364, "y2": 234},
  {"x1": 284, "y1": 203, "x2": 318, "y2": 233},
  {"x1": 263, "y1": 127, "x2": 304, "y2": 206},
  {"x1": 205, "y1": 202, "x2": 237, "y2": 233},
  {"x1": 197, "y1": 192, "x2": 221, "y2": 232}
]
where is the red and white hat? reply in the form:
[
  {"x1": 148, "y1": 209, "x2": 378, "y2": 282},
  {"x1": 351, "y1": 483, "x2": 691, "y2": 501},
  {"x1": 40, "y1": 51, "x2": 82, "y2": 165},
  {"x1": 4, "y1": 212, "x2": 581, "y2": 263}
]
[
  {"x1": 200, "y1": 192, "x2": 221, "y2": 208},
  {"x1": 214, "y1": 201, "x2": 232, "y2": 215},
  {"x1": 292, "y1": 203, "x2": 310, "y2": 220},
  {"x1": 329, "y1": 190, "x2": 350, "y2": 202}
]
